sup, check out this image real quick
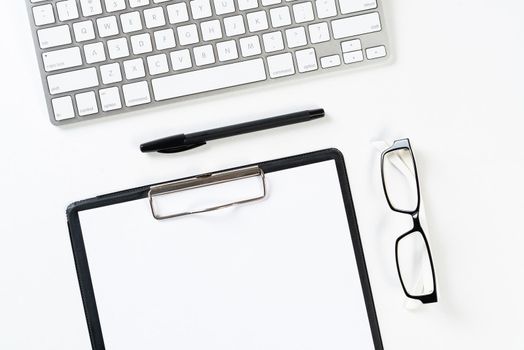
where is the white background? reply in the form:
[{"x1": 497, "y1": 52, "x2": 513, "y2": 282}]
[{"x1": 1, "y1": 0, "x2": 523, "y2": 349}]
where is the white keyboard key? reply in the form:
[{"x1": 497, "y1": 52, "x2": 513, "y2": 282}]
[
  {"x1": 292, "y1": 2, "x2": 314, "y2": 23},
  {"x1": 338, "y1": 0, "x2": 377, "y2": 15},
  {"x1": 107, "y1": 37, "x2": 130, "y2": 59},
  {"x1": 295, "y1": 48, "x2": 317, "y2": 72},
  {"x1": 144, "y1": 7, "x2": 166, "y2": 28},
  {"x1": 80, "y1": 0, "x2": 103, "y2": 16},
  {"x1": 84, "y1": 42, "x2": 106, "y2": 63},
  {"x1": 42, "y1": 47, "x2": 82, "y2": 72},
  {"x1": 239, "y1": 35, "x2": 261, "y2": 57},
  {"x1": 224, "y1": 15, "x2": 245, "y2": 37},
  {"x1": 216, "y1": 40, "x2": 238, "y2": 61},
  {"x1": 76, "y1": 91, "x2": 99, "y2": 116},
  {"x1": 177, "y1": 24, "x2": 199, "y2": 45},
  {"x1": 100, "y1": 62, "x2": 123, "y2": 84},
  {"x1": 285, "y1": 27, "x2": 307, "y2": 48},
  {"x1": 262, "y1": 0, "x2": 281, "y2": 5},
  {"x1": 147, "y1": 54, "x2": 169, "y2": 75},
  {"x1": 247, "y1": 11, "x2": 268, "y2": 32},
  {"x1": 167, "y1": 3, "x2": 189, "y2": 23},
  {"x1": 237, "y1": 0, "x2": 258, "y2": 10},
  {"x1": 341, "y1": 39, "x2": 361, "y2": 52},
  {"x1": 124, "y1": 58, "x2": 146, "y2": 79},
  {"x1": 52, "y1": 96, "x2": 75, "y2": 121},
  {"x1": 99, "y1": 87, "x2": 122, "y2": 111},
  {"x1": 33, "y1": 4, "x2": 55, "y2": 26},
  {"x1": 97, "y1": 16, "x2": 119, "y2": 37},
  {"x1": 154, "y1": 29, "x2": 176, "y2": 50},
  {"x1": 56, "y1": 1, "x2": 80, "y2": 21},
  {"x1": 170, "y1": 49, "x2": 192, "y2": 70},
  {"x1": 194, "y1": 45, "x2": 215, "y2": 66},
  {"x1": 332, "y1": 12, "x2": 381, "y2": 39},
  {"x1": 366, "y1": 45, "x2": 387, "y2": 59},
  {"x1": 201, "y1": 20, "x2": 223, "y2": 41},
  {"x1": 320, "y1": 54, "x2": 341, "y2": 68},
  {"x1": 267, "y1": 53, "x2": 295, "y2": 78},
  {"x1": 104, "y1": 0, "x2": 126, "y2": 12},
  {"x1": 308, "y1": 22, "x2": 330, "y2": 43},
  {"x1": 38, "y1": 25, "x2": 72, "y2": 49},
  {"x1": 129, "y1": 0, "x2": 151, "y2": 7},
  {"x1": 343, "y1": 50, "x2": 363, "y2": 63},
  {"x1": 190, "y1": 0, "x2": 212, "y2": 19},
  {"x1": 214, "y1": 0, "x2": 235, "y2": 15},
  {"x1": 315, "y1": 0, "x2": 337, "y2": 19},
  {"x1": 270, "y1": 7, "x2": 291, "y2": 28},
  {"x1": 73, "y1": 21, "x2": 95, "y2": 42},
  {"x1": 262, "y1": 31, "x2": 284, "y2": 53},
  {"x1": 121, "y1": 11, "x2": 143, "y2": 33},
  {"x1": 152, "y1": 58, "x2": 266, "y2": 101},
  {"x1": 123, "y1": 81, "x2": 151, "y2": 106},
  {"x1": 47, "y1": 68, "x2": 99, "y2": 95},
  {"x1": 131, "y1": 33, "x2": 153, "y2": 54}
]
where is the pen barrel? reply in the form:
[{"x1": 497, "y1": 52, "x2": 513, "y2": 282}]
[{"x1": 189, "y1": 109, "x2": 325, "y2": 142}]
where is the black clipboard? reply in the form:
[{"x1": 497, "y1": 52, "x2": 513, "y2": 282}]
[{"x1": 67, "y1": 149, "x2": 383, "y2": 350}]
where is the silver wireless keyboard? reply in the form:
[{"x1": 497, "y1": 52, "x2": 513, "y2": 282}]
[{"x1": 27, "y1": 0, "x2": 390, "y2": 125}]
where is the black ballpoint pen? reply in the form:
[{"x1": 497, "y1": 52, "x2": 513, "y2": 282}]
[{"x1": 140, "y1": 109, "x2": 325, "y2": 154}]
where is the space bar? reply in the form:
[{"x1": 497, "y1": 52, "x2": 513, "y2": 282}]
[{"x1": 152, "y1": 59, "x2": 267, "y2": 101}]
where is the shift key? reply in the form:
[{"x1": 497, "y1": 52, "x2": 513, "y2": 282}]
[{"x1": 47, "y1": 68, "x2": 99, "y2": 95}]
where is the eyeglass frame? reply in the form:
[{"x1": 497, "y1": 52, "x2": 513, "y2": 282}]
[{"x1": 380, "y1": 138, "x2": 438, "y2": 304}]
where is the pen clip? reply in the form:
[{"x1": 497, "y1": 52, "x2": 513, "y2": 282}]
[{"x1": 157, "y1": 141, "x2": 207, "y2": 154}]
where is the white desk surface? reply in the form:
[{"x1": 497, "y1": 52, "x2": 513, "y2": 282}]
[{"x1": 1, "y1": 1, "x2": 523, "y2": 349}]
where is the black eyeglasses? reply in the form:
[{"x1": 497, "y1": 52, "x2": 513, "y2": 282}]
[{"x1": 380, "y1": 139, "x2": 438, "y2": 304}]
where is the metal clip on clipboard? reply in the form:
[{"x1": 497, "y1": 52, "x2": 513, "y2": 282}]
[{"x1": 148, "y1": 166, "x2": 266, "y2": 220}]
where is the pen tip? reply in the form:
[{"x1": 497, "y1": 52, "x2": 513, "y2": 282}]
[{"x1": 308, "y1": 108, "x2": 325, "y2": 119}]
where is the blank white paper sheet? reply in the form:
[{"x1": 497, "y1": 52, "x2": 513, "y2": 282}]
[{"x1": 79, "y1": 160, "x2": 375, "y2": 350}]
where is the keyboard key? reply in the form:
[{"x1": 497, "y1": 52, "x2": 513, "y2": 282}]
[
  {"x1": 217, "y1": 40, "x2": 238, "y2": 61},
  {"x1": 124, "y1": 58, "x2": 146, "y2": 79},
  {"x1": 224, "y1": 15, "x2": 246, "y2": 37},
  {"x1": 262, "y1": 31, "x2": 284, "y2": 53},
  {"x1": 190, "y1": 0, "x2": 212, "y2": 19},
  {"x1": 338, "y1": 0, "x2": 377, "y2": 15},
  {"x1": 99, "y1": 87, "x2": 122, "y2": 111},
  {"x1": 56, "y1": 0, "x2": 80, "y2": 21},
  {"x1": 144, "y1": 7, "x2": 166, "y2": 28},
  {"x1": 42, "y1": 47, "x2": 82, "y2": 72},
  {"x1": 285, "y1": 27, "x2": 307, "y2": 48},
  {"x1": 154, "y1": 29, "x2": 177, "y2": 50},
  {"x1": 343, "y1": 50, "x2": 363, "y2": 64},
  {"x1": 167, "y1": 3, "x2": 189, "y2": 23},
  {"x1": 295, "y1": 48, "x2": 317, "y2": 72},
  {"x1": 129, "y1": 0, "x2": 151, "y2": 8},
  {"x1": 237, "y1": 0, "x2": 258, "y2": 10},
  {"x1": 267, "y1": 53, "x2": 295, "y2": 78},
  {"x1": 261, "y1": 0, "x2": 281, "y2": 5},
  {"x1": 194, "y1": 45, "x2": 215, "y2": 66},
  {"x1": 152, "y1": 59, "x2": 266, "y2": 101},
  {"x1": 52, "y1": 96, "x2": 75, "y2": 121},
  {"x1": 292, "y1": 2, "x2": 314, "y2": 23},
  {"x1": 341, "y1": 39, "x2": 361, "y2": 52},
  {"x1": 147, "y1": 54, "x2": 169, "y2": 75},
  {"x1": 73, "y1": 21, "x2": 95, "y2": 42},
  {"x1": 131, "y1": 33, "x2": 153, "y2": 54},
  {"x1": 104, "y1": 0, "x2": 126, "y2": 12},
  {"x1": 320, "y1": 54, "x2": 341, "y2": 68},
  {"x1": 201, "y1": 20, "x2": 223, "y2": 41},
  {"x1": 47, "y1": 68, "x2": 99, "y2": 95},
  {"x1": 214, "y1": 0, "x2": 235, "y2": 15},
  {"x1": 37, "y1": 25, "x2": 72, "y2": 49},
  {"x1": 177, "y1": 24, "x2": 199, "y2": 45},
  {"x1": 332, "y1": 12, "x2": 381, "y2": 39},
  {"x1": 80, "y1": 0, "x2": 103, "y2": 16},
  {"x1": 76, "y1": 91, "x2": 99, "y2": 116},
  {"x1": 270, "y1": 7, "x2": 291, "y2": 28},
  {"x1": 170, "y1": 49, "x2": 192, "y2": 70},
  {"x1": 97, "y1": 16, "x2": 119, "y2": 37},
  {"x1": 239, "y1": 36, "x2": 261, "y2": 57},
  {"x1": 84, "y1": 42, "x2": 106, "y2": 64},
  {"x1": 107, "y1": 37, "x2": 130, "y2": 59},
  {"x1": 123, "y1": 81, "x2": 151, "y2": 106},
  {"x1": 121, "y1": 11, "x2": 143, "y2": 33},
  {"x1": 308, "y1": 22, "x2": 330, "y2": 43},
  {"x1": 315, "y1": 0, "x2": 337, "y2": 19},
  {"x1": 100, "y1": 62, "x2": 123, "y2": 84},
  {"x1": 366, "y1": 45, "x2": 387, "y2": 59},
  {"x1": 247, "y1": 11, "x2": 268, "y2": 32},
  {"x1": 33, "y1": 4, "x2": 55, "y2": 26}
]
